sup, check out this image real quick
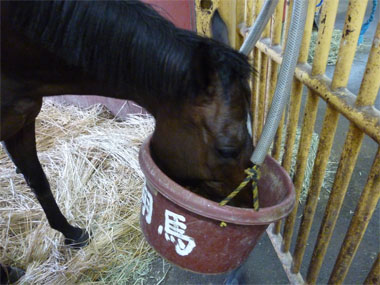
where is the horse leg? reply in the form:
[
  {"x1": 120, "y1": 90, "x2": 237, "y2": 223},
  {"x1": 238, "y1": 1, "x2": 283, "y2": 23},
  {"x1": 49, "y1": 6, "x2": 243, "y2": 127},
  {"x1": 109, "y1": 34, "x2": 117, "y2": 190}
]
[{"x1": 3, "y1": 121, "x2": 90, "y2": 248}]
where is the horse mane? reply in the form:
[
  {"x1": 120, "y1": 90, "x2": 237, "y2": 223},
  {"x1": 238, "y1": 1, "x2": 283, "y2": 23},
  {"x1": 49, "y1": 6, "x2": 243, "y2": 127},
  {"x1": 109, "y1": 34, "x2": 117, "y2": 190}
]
[{"x1": 7, "y1": 0, "x2": 252, "y2": 100}]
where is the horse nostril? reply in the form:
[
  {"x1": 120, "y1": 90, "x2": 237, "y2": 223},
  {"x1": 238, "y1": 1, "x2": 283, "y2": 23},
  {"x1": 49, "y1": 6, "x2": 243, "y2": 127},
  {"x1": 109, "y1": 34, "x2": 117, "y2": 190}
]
[{"x1": 216, "y1": 147, "x2": 240, "y2": 159}]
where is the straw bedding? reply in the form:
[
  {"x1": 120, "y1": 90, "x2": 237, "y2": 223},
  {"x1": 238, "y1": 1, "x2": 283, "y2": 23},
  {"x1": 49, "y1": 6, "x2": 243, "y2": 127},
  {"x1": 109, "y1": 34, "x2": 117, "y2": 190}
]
[{"x1": 0, "y1": 99, "x2": 160, "y2": 284}]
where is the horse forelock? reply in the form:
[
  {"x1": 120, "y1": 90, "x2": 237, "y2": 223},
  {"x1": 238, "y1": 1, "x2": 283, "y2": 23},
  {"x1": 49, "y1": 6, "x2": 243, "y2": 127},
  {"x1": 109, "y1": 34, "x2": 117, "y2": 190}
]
[{"x1": 6, "y1": 0, "x2": 252, "y2": 103}]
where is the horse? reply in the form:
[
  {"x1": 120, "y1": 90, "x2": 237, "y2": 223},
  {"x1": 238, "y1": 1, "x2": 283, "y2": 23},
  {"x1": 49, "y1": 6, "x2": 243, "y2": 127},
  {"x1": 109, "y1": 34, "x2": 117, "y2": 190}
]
[{"x1": 1, "y1": 1, "x2": 253, "y2": 282}]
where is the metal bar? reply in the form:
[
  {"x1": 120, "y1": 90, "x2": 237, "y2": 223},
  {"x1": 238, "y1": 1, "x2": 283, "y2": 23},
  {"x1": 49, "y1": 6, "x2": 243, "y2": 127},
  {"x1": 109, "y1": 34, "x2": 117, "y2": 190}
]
[
  {"x1": 262, "y1": 46, "x2": 272, "y2": 122},
  {"x1": 281, "y1": 81, "x2": 300, "y2": 171},
  {"x1": 292, "y1": 0, "x2": 372, "y2": 273},
  {"x1": 291, "y1": 105, "x2": 340, "y2": 272},
  {"x1": 282, "y1": 0, "x2": 293, "y2": 50},
  {"x1": 256, "y1": 0, "x2": 267, "y2": 138},
  {"x1": 272, "y1": 0, "x2": 286, "y2": 233},
  {"x1": 270, "y1": 0, "x2": 285, "y2": 163},
  {"x1": 240, "y1": 0, "x2": 280, "y2": 55},
  {"x1": 270, "y1": 0, "x2": 284, "y2": 48},
  {"x1": 327, "y1": 23, "x2": 380, "y2": 283},
  {"x1": 328, "y1": 148, "x2": 380, "y2": 284},
  {"x1": 365, "y1": 253, "x2": 380, "y2": 285},
  {"x1": 248, "y1": 53, "x2": 256, "y2": 144},
  {"x1": 270, "y1": 0, "x2": 291, "y2": 205},
  {"x1": 266, "y1": 224, "x2": 305, "y2": 285},
  {"x1": 306, "y1": 1, "x2": 373, "y2": 280},
  {"x1": 235, "y1": 0, "x2": 246, "y2": 49},
  {"x1": 257, "y1": 53, "x2": 270, "y2": 138},
  {"x1": 251, "y1": 0, "x2": 260, "y2": 145},
  {"x1": 282, "y1": 0, "x2": 340, "y2": 253},
  {"x1": 261, "y1": 2, "x2": 273, "y2": 123},
  {"x1": 273, "y1": 205, "x2": 283, "y2": 233},
  {"x1": 353, "y1": 21, "x2": 380, "y2": 107},
  {"x1": 252, "y1": 48, "x2": 261, "y2": 145},
  {"x1": 253, "y1": 40, "x2": 380, "y2": 144},
  {"x1": 281, "y1": 0, "x2": 317, "y2": 178},
  {"x1": 272, "y1": 108, "x2": 286, "y2": 235},
  {"x1": 267, "y1": 0, "x2": 290, "y2": 159},
  {"x1": 272, "y1": 112, "x2": 285, "y2": 162},
  {"x1": 273, "y1": 0, "x2": 316, "y2": 236},
  {"x1": 195, "y1": 0, "x2": 217, "y2": 37},
  {"x1": 247, "y1": 0, "x2": 258, "y2": 145},
  {"x1": 331, "y1": 4, "x2": 367, "y2": 90},
  {"x1": 245, "y1": 0, "x2": 255, "y2": 144},
  {"x1": 282, "y1": 91, "x2": 317, "y2": 251},
  {"x1": 306, "y1": 125, "x2": 365, "y2": 283},
  {"x1": 245, "y1": 0, "x2": 255, "y2": 27},
  {"x1": 267, "y1": 0, "x2": 284, "y2": 109}
]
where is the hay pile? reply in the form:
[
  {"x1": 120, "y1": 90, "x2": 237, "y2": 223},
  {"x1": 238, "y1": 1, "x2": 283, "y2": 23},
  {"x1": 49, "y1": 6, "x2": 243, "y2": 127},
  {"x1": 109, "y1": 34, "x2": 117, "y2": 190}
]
[
  {"x1": 287, "y1": 127, "x2": 338, "y2": 202},
  {"x1": 308, "y1": 29, "x2": 372, "y2": 65},
  {"x1": 274, "y1": 126, "x2": 338, "y2": 203},
  {"x1": 0, "y1": 99, "x2": 160, "y2": 284}
]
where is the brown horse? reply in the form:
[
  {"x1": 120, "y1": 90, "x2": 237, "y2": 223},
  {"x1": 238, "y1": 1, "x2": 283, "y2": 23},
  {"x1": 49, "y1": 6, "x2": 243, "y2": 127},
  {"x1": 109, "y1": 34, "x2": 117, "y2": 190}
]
[{"x1": 1, "y1": 1, "x2": 253, "y2": 273}]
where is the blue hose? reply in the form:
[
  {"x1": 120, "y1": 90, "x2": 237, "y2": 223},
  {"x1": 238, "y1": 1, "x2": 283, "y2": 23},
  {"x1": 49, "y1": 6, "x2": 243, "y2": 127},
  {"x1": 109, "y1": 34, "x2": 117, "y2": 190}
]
[{"x1": 358, "y1": 0, "x2": 377, "y2": 45}]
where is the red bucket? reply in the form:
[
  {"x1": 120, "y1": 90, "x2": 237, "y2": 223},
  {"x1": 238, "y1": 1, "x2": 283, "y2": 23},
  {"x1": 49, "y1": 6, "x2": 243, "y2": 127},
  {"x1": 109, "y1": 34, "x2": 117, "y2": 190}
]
[{"x1": 139, "y1": 137, "x2": 295, "y2": 274}]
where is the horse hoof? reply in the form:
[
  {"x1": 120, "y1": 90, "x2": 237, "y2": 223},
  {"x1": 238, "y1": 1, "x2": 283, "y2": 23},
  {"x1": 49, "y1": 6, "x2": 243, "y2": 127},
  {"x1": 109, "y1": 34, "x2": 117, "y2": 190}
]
[
  {"x1": 0, "y1": 265, "x2": 25, "y2": 284},
  {"x1": 64, "y1": 227, "x2": 91, "y2": 249}
]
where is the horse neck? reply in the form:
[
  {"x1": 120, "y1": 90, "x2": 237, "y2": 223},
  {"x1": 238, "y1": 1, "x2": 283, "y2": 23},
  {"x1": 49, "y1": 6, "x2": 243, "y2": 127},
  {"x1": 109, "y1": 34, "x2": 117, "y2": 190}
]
[
  {"x1": 128, "y1": 89, "x2": 186, "y2": 119},
  {"x1": 3, "y1": 1, "x2": 212, "y2": 116}
]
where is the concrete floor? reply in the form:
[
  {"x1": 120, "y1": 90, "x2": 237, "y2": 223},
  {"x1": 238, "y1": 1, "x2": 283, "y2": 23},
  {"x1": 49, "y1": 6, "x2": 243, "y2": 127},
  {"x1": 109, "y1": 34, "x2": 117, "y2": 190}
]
[{"x1": 145, "y1": 1, "x2": 380, "y2": 284}]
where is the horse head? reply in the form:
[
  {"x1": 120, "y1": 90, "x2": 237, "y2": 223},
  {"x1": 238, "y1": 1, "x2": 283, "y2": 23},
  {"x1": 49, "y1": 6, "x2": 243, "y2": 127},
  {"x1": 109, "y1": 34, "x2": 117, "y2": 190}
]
[{"x1": 151, "y1": 10, "x2": 254, "y2": 206}]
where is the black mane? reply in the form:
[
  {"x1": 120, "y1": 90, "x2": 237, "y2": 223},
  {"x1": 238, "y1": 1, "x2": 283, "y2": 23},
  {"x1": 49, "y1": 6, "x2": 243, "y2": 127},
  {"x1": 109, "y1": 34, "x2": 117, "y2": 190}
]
[{"x1": 7, "y1": 0, "x2": 252, "y2": 100}]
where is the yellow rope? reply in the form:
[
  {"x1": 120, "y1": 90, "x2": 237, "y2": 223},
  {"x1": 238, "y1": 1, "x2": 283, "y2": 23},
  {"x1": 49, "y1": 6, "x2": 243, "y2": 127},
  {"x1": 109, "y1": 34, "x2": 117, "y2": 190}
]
[{"x1": 219, "y1": 165, "x2": 261, "y2": 227}]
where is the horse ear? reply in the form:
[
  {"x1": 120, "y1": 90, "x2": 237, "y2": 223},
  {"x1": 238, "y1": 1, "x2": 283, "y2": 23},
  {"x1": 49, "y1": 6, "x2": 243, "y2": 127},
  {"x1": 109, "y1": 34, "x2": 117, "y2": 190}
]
[{"x1": 211, "y1": 10, "x2": 230, "y2": 46}]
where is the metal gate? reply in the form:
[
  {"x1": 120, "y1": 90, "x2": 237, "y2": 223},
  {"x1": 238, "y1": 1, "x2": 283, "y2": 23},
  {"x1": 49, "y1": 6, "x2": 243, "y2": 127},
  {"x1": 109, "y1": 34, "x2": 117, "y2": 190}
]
[{"x1": 195, "y1": 0, "x2": 379, "y2": 284}]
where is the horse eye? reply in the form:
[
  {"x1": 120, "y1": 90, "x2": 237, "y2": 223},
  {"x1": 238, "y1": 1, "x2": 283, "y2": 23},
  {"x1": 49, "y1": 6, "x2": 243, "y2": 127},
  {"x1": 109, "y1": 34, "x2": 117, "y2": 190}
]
[{"x1": 216, "y1": 147, "x2": 240, "y2": 159}]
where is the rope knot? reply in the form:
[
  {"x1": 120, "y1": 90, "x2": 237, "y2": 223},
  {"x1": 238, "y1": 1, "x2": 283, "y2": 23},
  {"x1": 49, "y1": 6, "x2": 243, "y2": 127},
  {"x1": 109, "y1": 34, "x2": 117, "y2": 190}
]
[
  {"x1": 244, "y1": 165, "x2": 260, "y2": 180},
  {"x1": 219, "y1": 164, "x2": 261, "y2": 227}
]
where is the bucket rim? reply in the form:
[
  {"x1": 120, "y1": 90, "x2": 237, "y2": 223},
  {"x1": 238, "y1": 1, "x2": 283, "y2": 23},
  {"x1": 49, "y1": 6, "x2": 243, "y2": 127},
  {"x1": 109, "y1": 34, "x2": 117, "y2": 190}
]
[{"x1": 139, "y1": 136, "x2": 295, "y2": 225}]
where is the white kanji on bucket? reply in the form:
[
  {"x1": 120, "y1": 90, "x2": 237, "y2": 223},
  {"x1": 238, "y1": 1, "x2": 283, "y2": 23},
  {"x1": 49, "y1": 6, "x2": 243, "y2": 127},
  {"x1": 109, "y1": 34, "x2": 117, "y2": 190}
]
[
  {"x1": 141, "y1": 183, "x2": 153, "y2": 224},
  {"x1": 158, "y1": 209, "x2": 196, "y2": 256}
]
